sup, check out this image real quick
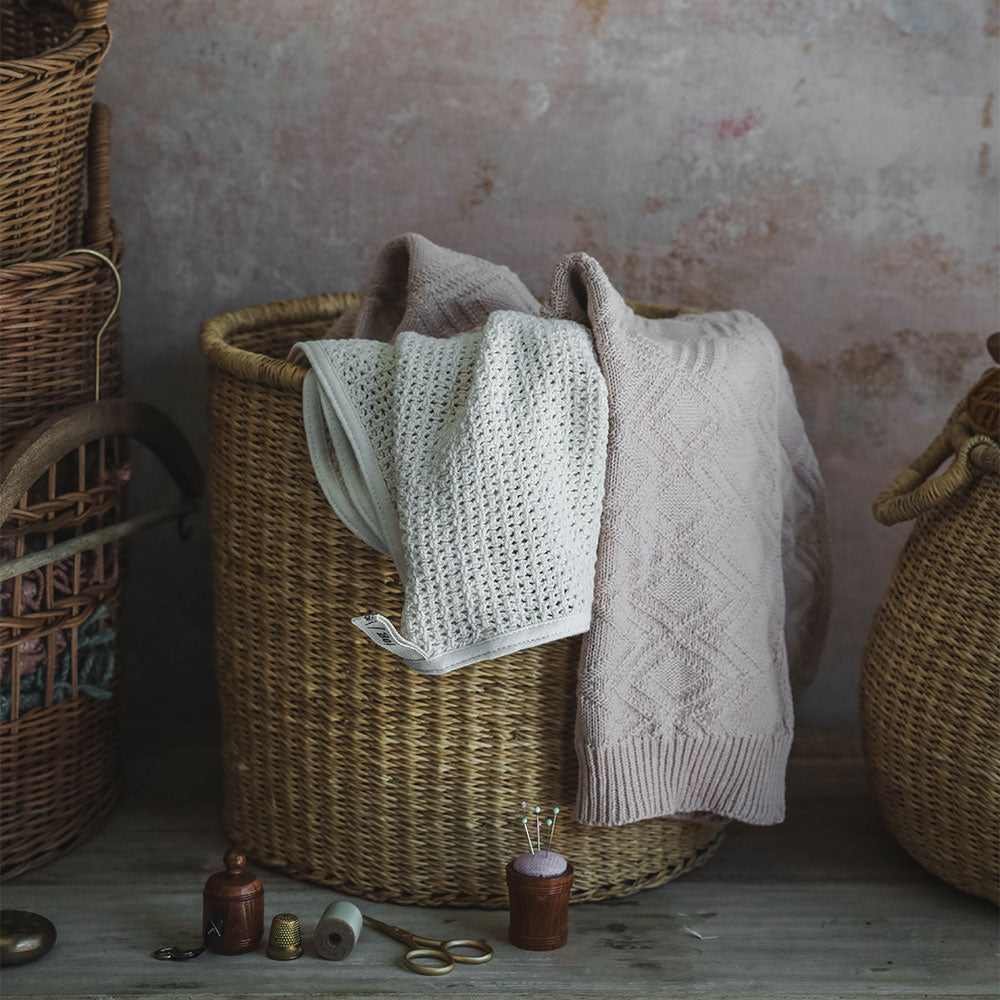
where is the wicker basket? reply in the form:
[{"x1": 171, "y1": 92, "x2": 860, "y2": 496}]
[
  {"x1": 0, "y1": 431, "x2": 125, "y2": 879},
  {"x1": 200, "y1": 294, "x2": 727, "y2": 908},
  {"x1": 0, "y1": 0, "x2": 110, "y2": 265},
  {"x1": 0, "y1": 103, "x2": 122, "y2": 457},
  {"x1": 860, "y1": 386, "x2": 999, "y2": 903},
  {"x1": 0, "y1": 400, "x2": 203, "y2": 880}
]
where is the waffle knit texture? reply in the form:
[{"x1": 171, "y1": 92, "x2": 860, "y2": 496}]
[
  {"x1": 544, "y1": 253, "x2": 831, "y2": 826},
  {"x1": 294, "y1": 309, "x2": 609, "y2": 675}
]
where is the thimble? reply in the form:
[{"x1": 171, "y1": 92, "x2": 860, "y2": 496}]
[{"x1": 266, "y1": 913, "x2": 303, "y2": 960}]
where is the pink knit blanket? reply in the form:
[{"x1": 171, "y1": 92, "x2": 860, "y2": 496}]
[{"x1": 544, "y1": 254, "x2": 830, "y2": 826}]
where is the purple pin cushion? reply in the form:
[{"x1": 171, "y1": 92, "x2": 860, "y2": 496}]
[{"x1": 512, "y1": 849, "x2": 568, "y2": 878}]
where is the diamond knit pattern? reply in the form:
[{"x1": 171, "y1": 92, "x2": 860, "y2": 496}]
[{"x1": 545, "y1": 253, "x2": 831, "y2": 826}]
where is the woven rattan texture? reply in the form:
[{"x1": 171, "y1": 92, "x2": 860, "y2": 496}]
[
  {"x1": 966, "y1": 367, "x2": 999, "y2": 439},
  {"x1": 0, "y1": 231, "x2": 123, "y2": 456},
  {"x1": 861, "y1": 417, "x2": 999, "y2": 903},
  {"x1": 0, "y1": 0, "x2": 110, "y2": 265},
  {"x1": 1, "y1": 438, "x2": 125, "y2": 880},
  {"x1": 202, "y1": 293, "x2": 726, "y2": 908},
  {"x1": 0, "y1": 688, "x2": 120, "y2": 878}
]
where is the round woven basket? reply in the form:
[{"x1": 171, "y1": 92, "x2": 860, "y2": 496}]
[
  {"x1": 0, "y1": 103, "x2": 122, "y2": 457},
  {"x1": 860, "y1": 388, "x2": 999, "y2": 903},
  {"x1": 1, "y1": 399, "x2": 203, "y2": 881},
  {"x1": 0, "y1": 434, "x2": 125, "y2": 880},
  {"x1": 201, "y1": 293, "x2": 727, "y2": 908},
  {"x1": 0, "y1": 0, "x2": 110, "y2": 265}
]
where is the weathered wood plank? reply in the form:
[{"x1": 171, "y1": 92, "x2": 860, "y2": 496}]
[{"x1": 2, "y1": 731, "x2": 996, "y2": 999}]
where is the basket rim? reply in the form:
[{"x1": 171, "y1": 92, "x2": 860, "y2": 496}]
[
  {"x1": 0, "y1": 27, "x2": 109, "y2": 84},
  {"x1": 200, "y1": 292, "x2": 692, "y2": 395},
  {"x1": 199, "y1": 291, "x2": 359, "y2": 394},
  {"x1": 0, "y1": 222, "x2": 121, "y2": 282},
  {"x1": 0, "y1": 1, "x2": 109, "y2": 81}
]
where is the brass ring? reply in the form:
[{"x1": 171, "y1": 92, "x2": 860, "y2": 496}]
[{"x1": 403, "y1": 948, "x2": 454, "y2": 976}]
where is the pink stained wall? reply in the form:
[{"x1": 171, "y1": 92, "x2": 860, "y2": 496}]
[{"x1": 95, "y1": 1, "x2": 999, "y2": 731}]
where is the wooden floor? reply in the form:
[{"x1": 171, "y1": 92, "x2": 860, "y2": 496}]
[{"x1": 2, "y1": 729, "x2": 996, "y2": 1000}]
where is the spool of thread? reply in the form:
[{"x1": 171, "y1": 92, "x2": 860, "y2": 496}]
[{"x1": 313, "y1": 901, "x2": 363, "y2": 960}]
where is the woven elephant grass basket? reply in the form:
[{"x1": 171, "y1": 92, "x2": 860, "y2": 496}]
[
  {"x1": 201, "y1": 293, "x2": 727, "y2": 908},
  {"x1": 860, "y1": 383, "x2": 999, "y2": 903}
]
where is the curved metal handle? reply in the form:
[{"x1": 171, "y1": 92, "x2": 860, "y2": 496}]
[{"x1": 0, "y1": 400, "x2": 203, "y2": 525}]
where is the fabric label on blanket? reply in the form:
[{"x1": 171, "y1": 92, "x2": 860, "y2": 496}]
[{"x1": 352, "y1": 613, "x2": 429, "y2": 661}]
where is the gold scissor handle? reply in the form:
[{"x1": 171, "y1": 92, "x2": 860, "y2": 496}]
[
  {"x1": 363, "y1": 915, "x2": 493, "y2": 974},
  {"x1": 441, "y1": 938, "x2": 494, "y2": 964},
  {"x1": 403, "y1": 947, "x2": 455, "y2": 976}
]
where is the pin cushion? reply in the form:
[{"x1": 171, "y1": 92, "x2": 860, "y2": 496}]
[{"x1": 512, "y1": 849, "x2": 568, "y2": 878}]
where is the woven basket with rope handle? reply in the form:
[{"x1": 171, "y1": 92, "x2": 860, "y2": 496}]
[{"x1": 860, "y1": 347, "x2": 999, "y2": 903}]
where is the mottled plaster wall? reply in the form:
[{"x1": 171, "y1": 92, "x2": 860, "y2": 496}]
[{"x1": 95, "y1": 0, "x2": 999, "y2": 736}]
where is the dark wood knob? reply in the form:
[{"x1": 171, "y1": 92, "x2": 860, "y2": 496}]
[
  {"x1": 224, "y1": 848, "x2": 246, "y2": 874},
  {"x1": 987, "y1": 332, "x2": 999, "y2": 364}
]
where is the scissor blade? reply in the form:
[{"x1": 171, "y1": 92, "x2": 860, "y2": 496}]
[{"x1": 362, "y1": 914, "x2": 417, "y2": 947}]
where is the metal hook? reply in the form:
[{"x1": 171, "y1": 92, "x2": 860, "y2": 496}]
[{"x1": 65, "y1": 248, "x2": 122, "y2": 402}]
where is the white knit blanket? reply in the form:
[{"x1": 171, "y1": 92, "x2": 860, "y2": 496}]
[{"x1": 295, "y1": 310, "x2": 609, "y2": 674}]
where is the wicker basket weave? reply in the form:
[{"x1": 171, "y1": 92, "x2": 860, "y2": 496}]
[
  {"x1": 0, "y1": 103, "x2": 122, "y2": 457},
  {"x1": 1, "y1": 400, "x2": 202, "y2": 880},
  {"x1": 201, "y1": 294, "x2": 727, "y2": 908},
  {"x1": 0, "y1": 0, "x2": 110, "y2": 265},
  {"x1": 860, "y1": 387, "x2": 999, "y2": 903},
  {"x1": 0, "y1": 432, "x2": 125, "y2": 879}
]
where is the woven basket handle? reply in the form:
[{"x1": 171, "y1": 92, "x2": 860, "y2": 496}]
[
  {"x1": 873, "y1": 402, "x2": 1000, "y2": 526},
  {"x1": 84, "y1": 103, "x2": 112, "y2": 248},
  {"x1": 77, "y1": 0, "x2": 109, "y2": 29},
  {"x1": 0, "y1": 400, "x2": 202, "y2": 526}
]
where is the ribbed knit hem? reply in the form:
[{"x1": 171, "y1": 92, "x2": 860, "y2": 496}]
[{"x1": 574, "y1": 729, "x2": 793, "y2": 827}]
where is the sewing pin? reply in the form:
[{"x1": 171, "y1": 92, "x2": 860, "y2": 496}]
[
  {"x1": 521, "y1": 816, "x2": 535, "y2": 855},
  {"x1": 551, "y1": 806, "x2": 560, "y2": 847},
  {"x1": 534, "y1": 806, "x2": 542, "y2": 852},
  {"x1": 546, "y1": 817, "x2": 553, "y2": 848}
]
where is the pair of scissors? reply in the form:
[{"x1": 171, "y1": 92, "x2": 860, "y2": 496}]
[{"x1": 362, "y1": 914, "x2": 493, "y2": 976}]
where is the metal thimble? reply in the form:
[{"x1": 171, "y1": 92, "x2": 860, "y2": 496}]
[{"x1": 266, "y1": 913, "x2": 303, "y2": 960}]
